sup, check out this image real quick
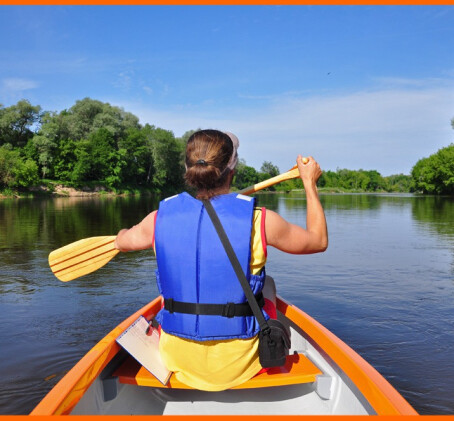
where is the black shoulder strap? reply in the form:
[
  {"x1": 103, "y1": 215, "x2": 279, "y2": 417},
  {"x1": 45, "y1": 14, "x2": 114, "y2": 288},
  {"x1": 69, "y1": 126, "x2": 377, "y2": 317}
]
[{"x1": 202, "y1": 199, "x2": 269, "y2": 331}]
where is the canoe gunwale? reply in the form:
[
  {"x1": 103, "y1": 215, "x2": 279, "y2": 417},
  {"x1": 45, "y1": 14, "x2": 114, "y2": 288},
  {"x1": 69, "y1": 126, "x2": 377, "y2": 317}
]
[{"x1": 31, "y1": 295, "x2": 417, "y2": 415}]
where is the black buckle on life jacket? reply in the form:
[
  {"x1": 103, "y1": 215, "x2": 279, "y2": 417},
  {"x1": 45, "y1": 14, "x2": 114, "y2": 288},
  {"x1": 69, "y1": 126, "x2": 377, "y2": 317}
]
[{"x1": 222, "y1": 302, "x2": 236, "y2": 318}]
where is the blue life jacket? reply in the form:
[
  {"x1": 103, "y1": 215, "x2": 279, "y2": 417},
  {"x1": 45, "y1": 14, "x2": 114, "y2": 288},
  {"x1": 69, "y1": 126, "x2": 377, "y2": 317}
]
[{"x1": 154, "y1": 192, "x2": 267, "y2": 341}]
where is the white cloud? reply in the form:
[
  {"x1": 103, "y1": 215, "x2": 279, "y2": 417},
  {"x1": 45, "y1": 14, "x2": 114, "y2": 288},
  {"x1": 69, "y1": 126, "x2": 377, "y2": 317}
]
[
  {"x1": 0, "y1": 78, "x2": 40, "y2": 104},
  {"x1": 113, "y1": 71, "x2": 134, "y2": 91},
  {"x1": 110, "y1": 79, "x2": 454, "y2": 176},
  {"x1": 2, "y1": 78, "x2": 39, "y2": 93},
  {"x1": 372, "y1": 76, "x2": 450, "y2": 89}
]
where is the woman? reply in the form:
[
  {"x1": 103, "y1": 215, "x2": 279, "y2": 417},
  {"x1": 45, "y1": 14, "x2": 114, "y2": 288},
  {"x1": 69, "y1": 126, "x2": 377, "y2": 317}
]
[{"x1": 114, "y1": 129, "x2": 328, "y2": 391}]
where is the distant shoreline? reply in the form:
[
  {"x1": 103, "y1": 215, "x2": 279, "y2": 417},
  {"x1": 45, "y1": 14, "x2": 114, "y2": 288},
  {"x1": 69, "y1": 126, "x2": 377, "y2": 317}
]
[
  {"x1": 0, "y1": 185, "x2": 415, "y2": 200},
  {"x1": 0, "y1": 183, "x2": 157, "y2": 200}
]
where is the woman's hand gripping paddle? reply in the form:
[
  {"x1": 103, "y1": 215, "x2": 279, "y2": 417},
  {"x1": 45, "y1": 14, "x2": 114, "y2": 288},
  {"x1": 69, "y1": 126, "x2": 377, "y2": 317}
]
[{"x1": 49, "y1": 157, "x2": 309, "y2": 282}]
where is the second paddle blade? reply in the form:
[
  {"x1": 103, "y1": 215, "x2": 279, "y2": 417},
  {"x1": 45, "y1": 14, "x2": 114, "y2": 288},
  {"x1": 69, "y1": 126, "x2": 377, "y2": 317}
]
[{"x1": 49, "y1": 236, "x2": 119, "y2": 282}]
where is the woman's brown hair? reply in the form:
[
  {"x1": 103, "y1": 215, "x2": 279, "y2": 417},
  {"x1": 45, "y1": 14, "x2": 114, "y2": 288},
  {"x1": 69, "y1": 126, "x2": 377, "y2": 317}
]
[{"x1": 185, "y1": 129, "x2": 234, "y2": 198}]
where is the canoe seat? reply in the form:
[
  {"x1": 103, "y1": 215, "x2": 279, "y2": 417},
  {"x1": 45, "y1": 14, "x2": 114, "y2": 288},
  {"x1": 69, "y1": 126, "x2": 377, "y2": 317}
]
[{"x1": 113, "y1": 353, "x2": 322, "y2": 390}]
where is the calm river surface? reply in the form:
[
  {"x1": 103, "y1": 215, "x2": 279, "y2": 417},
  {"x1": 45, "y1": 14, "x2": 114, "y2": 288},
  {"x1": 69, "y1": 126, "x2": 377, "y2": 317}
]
[{"x1": 0, "y1": 193, "x2": 453, "y2": 414}]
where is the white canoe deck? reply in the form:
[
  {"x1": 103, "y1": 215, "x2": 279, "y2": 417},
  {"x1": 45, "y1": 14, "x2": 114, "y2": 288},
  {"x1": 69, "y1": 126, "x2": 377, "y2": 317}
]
[
  {"x1": 71, "y1": 326, "x2": 373, "y2": 415},
  {"x1": 74, "y1": 381, "x2": 340, "y2": 415}
]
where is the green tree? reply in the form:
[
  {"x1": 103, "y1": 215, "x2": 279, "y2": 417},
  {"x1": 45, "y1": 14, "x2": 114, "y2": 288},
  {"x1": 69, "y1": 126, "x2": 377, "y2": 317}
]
[
  {"x1": 383, "y1": 174, "x2": 412, "y2": 192},
  {"x1": 260, "y1": 161, "x2": 280, "y2": 178},
  {"x1": 318, "y1": 168, "x2": 387, "y2": 191},
  {"x1": 0, "y1": 100, "x2": 42, "y2": 147},
  {"x1": 364, "y1": 170, "x2": 384, "y2": 191},
  {"x1": 90, "y1": 128, "x2": 123, "y2": 186},
  {"x1": 145, "y1": 125, "x2": 185, "y2": 192},
  {"x1": 69, "y1": 128, "x2": 125, "y2": 187},
  {"x1": 29, "y1": 98, "x2": 142, "y2": 186},
  {"x1": 318, "y1": 170, "x2": 338, "y2": 188},
  {"x1": 66, "y1": 98, "x2": 140, "y2": 141},
  {"x1": 71, "y1": 140, "x2": 92, "y2": 185},
  {"x1": 0, "y1": 144, "x2": 39, "y2": 188},
  {"x1": 256, "y1": 161, "x2": 280, "y2": 190},
  {"x1": 53, "y1": 138, "x2": 79, "y2": 182},
  {"x1": 29, "y1": 134, "x2": 57, "y2": 179},
  {"x1": 411, "y1": 144, "x2": 454, "y2": 194},
  {"x1": 233, "y1": 159, "x2": 260, "y2": 190},
  {"x1": 118, "y1": 128, "x2": 152, "y2": 185}
]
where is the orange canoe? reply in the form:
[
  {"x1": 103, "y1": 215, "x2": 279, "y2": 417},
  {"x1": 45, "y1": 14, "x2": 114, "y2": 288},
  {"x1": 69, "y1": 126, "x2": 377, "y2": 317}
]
[{"x1": 31, "y1": 295, "x2": 417, "y2": 415}]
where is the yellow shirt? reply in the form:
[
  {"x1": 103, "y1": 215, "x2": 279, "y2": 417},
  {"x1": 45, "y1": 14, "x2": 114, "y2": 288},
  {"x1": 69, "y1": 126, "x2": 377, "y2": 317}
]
[{"x1": 159, "y1": 208, "x2": 267, "y2": 391}]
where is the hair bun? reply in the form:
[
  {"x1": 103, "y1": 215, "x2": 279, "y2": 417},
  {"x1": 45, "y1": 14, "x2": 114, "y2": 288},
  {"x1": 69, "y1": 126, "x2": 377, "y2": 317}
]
[{"x1": 184, "y1": 129, "x2": 235, "y2": 196}]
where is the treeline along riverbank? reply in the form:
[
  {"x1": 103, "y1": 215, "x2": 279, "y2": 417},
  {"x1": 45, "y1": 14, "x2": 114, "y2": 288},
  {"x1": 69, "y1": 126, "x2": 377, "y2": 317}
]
[{"x1": 1, "y1": 98, "x2": 453, "y2": 197}]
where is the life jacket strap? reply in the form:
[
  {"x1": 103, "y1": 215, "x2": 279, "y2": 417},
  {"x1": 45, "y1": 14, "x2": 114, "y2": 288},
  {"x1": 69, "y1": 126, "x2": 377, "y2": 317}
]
[{"x1": 164, "y1": 292, "x2": 264, "y2": 318}]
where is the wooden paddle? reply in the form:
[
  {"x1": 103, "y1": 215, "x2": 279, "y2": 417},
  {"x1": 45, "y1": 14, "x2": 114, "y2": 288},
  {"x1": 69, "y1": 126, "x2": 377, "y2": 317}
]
[{"x1": 49, "y1": 159, "x2": 307, "y2": 282}]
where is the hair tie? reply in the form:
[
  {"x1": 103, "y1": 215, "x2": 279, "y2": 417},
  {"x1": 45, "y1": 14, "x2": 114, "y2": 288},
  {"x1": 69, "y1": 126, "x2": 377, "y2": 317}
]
[{"x1": 196, "y1": 159, "x2": 207, "y2": 165}]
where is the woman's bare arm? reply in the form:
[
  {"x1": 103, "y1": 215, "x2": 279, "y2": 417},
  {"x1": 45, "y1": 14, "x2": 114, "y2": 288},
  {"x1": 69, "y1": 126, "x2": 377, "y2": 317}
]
[
  {"x1": 114, "y1": 210, "x2": 157, "y2": 252},
  {"x1": 265, "y1": 155, "x2": 328, "y2": 254}
]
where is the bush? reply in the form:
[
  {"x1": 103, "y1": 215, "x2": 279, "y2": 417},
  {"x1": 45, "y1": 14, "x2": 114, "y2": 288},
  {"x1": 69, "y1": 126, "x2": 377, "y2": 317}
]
[
  {"x1": 411, "y1": 144, "x2": 454, "y2": 194},
  {"x1": 0, "y1": 144, "x2": 39, "y2": 188}
]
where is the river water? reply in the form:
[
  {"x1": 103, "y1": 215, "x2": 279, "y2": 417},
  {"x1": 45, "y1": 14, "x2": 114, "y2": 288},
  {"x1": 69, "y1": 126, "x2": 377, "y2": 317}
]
[{"x1": 0, "y1": 193, "x2": 453, "y2": 414}]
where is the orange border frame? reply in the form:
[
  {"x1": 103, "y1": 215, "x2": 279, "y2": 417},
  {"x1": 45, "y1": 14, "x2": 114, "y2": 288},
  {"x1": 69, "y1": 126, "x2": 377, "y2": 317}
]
[
  {"x1": 31, "y1": 295, "x2": 417, "y2": 416},
  {"x1": 3, "y1": 1, "x2": 454, "y2": 4},
  {"x1": 2, "y1": 1, "x2": 454, "y2": 4},
  {"x1": 2, "y1": 4, "x2": 453, "y2": 418}
]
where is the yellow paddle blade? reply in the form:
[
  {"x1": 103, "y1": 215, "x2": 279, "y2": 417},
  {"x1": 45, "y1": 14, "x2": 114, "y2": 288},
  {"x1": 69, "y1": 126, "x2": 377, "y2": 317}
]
[{"x1": 49, "y1": 236, "x2": 119, "y2": 282}]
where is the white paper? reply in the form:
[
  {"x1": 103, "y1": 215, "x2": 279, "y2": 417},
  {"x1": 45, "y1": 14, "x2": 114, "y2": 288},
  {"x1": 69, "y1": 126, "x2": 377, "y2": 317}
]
[{"x1": 116, "y1": 316, "x2": 171, "y2": 385}]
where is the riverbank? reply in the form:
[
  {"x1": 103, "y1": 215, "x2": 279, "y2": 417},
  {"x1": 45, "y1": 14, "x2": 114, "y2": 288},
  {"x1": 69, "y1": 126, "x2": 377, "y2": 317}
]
[
  {"x1": 0, "y1": 184, "x2": 414, "y2": 199},
  {"x1": 262, "y1": 187, "x2": 413, "y2": 195},
  {"x1": 0, "y1": 182, "x2": 163, "y2": 200},
  {"x1": 0, "y1": 187, "x2": 119, "y2": 199}
]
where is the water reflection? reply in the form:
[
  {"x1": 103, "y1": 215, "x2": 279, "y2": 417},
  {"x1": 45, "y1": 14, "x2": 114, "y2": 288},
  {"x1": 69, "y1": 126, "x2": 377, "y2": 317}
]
[
  {"x1": 411, "y1": 196, "x2": 454, "y2": 236},
  {"x1": 254, "y1": 193, "x2": 280, "y2": 210},
  {"x1": 270, "y1": 191, "x2": 416, "y2": 212},
  {"x1": 1, "y1": 195, "x2": 163, "y2": 249},
  {"x1": 411, "y1": 196, "x2": 454, "y2": 276}
]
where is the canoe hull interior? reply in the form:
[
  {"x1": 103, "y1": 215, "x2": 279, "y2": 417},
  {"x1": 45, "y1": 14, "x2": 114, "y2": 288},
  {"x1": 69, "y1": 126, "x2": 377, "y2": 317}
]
[
  {"x1": 72, "y1": 375, "x2": 370, "y2": 415},
  {"x1": 31, "y1": 296, "x2": 417, "y2": 415}
]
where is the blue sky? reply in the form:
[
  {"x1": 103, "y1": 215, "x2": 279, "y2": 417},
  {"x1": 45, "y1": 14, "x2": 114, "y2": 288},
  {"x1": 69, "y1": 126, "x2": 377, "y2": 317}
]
[{"x1": 1, "y1": 6, "x2": 454, "y2": 175}]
